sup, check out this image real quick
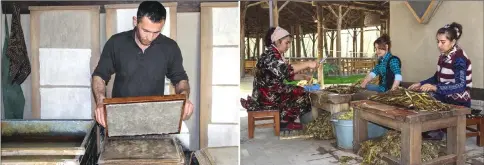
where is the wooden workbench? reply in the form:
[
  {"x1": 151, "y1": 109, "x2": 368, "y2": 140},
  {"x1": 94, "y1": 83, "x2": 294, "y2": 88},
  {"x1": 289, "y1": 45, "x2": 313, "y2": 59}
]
[
  {"x1": 309, "y1": 90, "x2": 377, "y2": 118},
  {"x1": 352, "y1": 100, "x2": 471, "y2": 165},
  {"x1": 309, "y1": 90, "x2": 352, "y2": 118}
]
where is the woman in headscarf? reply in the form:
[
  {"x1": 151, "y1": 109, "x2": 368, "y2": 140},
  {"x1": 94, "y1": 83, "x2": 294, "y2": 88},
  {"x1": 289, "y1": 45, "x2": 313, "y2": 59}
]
[
  {"x1": 241, "y1": 27, "x2": 319, "y2": 130},
  {"x1": 360, "y1": 34, "x2": 402, "y2": 92},
  {"x1": 408, "y1": 22, "x2": 471, "y2": 140}
]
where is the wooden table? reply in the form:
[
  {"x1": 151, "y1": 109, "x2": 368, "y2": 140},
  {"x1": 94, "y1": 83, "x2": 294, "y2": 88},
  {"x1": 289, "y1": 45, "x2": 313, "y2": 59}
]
[
  {"x1": 309, "y1": 90, "x2": 352, "y2": 118},
  {"x1": 309, "y1": 90, "x2": 377, "y2": 118},
  {"x1": 352, "y1": 100, "x2": 471, "y2": 165}
]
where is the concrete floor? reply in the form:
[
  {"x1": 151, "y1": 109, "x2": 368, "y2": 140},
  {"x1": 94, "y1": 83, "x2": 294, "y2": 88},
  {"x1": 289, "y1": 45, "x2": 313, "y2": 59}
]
[{"x1": 239, "y1": 75, "x2": 484, "y2": 165}]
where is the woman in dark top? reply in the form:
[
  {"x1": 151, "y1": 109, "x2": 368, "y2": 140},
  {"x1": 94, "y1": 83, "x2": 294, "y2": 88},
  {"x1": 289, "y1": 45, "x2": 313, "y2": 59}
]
[
  {"x1": 241, "y1": 27, "x2": 319, "y2": 130},
  {"x1": 409, "y1": 22, "x2": 472, "y2": 107},
  {"x1": 409, "y1": 22, "x2": 472, "y2": 140},
  {"x1": 360, "y1": 34, "x2": 402, "y2": 92}
]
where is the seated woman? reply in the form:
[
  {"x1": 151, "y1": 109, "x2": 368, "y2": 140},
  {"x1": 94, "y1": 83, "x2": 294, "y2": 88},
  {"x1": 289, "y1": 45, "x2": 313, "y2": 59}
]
[
  {"x1": 409, "y1": 22, "x2": 471, "y2": 140},
  {"x1": 241, "y1": 26, "x2": 319, "y2": 130},
  {"x1": 360, "y1": 34, "x2": 402, "y2": 92}
]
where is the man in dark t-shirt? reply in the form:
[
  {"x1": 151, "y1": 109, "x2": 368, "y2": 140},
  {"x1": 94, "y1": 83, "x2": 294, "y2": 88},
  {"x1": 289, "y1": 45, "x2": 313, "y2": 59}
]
[{"x1": 91, "y1": 1, "x2": 194, "y2": 127}]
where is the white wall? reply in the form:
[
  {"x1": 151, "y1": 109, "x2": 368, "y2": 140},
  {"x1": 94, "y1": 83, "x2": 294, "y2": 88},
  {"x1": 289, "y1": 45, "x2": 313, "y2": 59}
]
[
  {"x1": 0, "y1": 11, "x2": 202, "y2": 150},
  {"x1": 390, "y1": 1, "x2": 484, "y2": 88}
]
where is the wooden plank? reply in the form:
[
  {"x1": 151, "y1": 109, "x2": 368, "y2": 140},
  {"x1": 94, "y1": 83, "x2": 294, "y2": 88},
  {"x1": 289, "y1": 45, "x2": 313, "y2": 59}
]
[
  {"x1": 351, "y1": 100, "x2": 412, "y2": 121},
  {"x1": 422, "y1": 154, "x2": 456, "y2": 165},
  {"x1": 353, "y1": 109, "x2": 368, "y2": 152},
  {"x1": 200, "y1": 2, "x2": 238, "y2": 8},
  {"x1": 400, "y1": 122, "x2": 422, "y2": 165},
  {"x1": 309, "y1": 91, "x2": 352, "y2": 105},
  {"x1": 421, "y1": 116, "x2": 457, "y2": 132},
  {"x1": 90, "y1": 8, "x2": 101, "y2": 120},
  {"x1": 351, "y1": 100, "x2": 471, "y2": 123},
  {"x1": 199, "y1": 5, "x2": 213, "y2": 149},
  {"x1": 358, "y1": 109, "x2": 403, "y2": 131},
  {"x1": 30, "y1": 10, "x2": 40, "y2": 119},
  {"x1": 103, "y1": 94, "x2": 186, "y2": 105},
  {"x1": 104, "y1": 2, "x2": 177, "y2": 9},
  {"x1": 2, "y1": 1, "x2": 200, "y2": 14},
  {"x1": 446, "y1": 115, "x2": 466, "y2": 164},
  {"x1": 29, "y1": 5, "x2": 99, "y2": 11},
  {"x1": 2, "y1": 147, "x2": 85, "y2": 156},
  {"x1": 381, "y1": 154, "x2": 400, "y2": 165}
]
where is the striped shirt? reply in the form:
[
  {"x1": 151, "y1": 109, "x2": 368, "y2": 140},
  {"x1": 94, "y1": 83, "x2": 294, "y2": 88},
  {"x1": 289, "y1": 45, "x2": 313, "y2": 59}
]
[{"x1": 420, "y1": 45, "x2": 472, "y2": 106}]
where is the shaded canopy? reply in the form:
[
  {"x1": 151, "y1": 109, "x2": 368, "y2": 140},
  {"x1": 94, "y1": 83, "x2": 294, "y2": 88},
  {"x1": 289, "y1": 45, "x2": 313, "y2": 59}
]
[{"x1": 243, "y1": 1, "x2": 390, "y2": 38}]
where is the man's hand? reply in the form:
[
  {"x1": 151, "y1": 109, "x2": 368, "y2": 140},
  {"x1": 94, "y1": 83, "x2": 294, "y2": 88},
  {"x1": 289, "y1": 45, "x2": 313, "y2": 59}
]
[
  {"x1": 420, "y1": 84, "x2": 437, "y2": 92},
  {"x1": 182, "y1": 100, "x2": 194, "y2": 120},
  {"x1": 95, "y1": 104, "x2": 106, "y2": 127}
]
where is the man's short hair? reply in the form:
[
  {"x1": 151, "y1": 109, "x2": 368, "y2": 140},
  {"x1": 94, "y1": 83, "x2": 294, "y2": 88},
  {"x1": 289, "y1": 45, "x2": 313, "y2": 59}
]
[{"x1": 137, "y1": 1, "x2": 167, "y2": 23}]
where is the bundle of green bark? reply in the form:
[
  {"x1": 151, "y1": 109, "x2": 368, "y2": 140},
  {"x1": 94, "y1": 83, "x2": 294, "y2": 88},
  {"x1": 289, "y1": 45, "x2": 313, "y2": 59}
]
[
  {"x1": 369, "y1": 87, "x2": 451, "y2": 111},
  {"x1": 324, "y1": 77, "x2": 379, "y2": 94},
  {"x1": 358, "y1": 130, "x2": 446, "y2": 165}
]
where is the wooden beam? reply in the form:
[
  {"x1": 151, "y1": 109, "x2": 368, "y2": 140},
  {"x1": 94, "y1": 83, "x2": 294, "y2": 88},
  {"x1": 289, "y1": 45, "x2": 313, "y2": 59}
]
[
  {"x1": 2, "y1": 1, "x2": 200, "y2": 14},
  {"x1": 316, "y1": 4, "x2": 325, "y2": 88},
  {"x1": 278, "y1": 1, "x2": 290, "y2": 12},
  {"x1": 247, "y1": 1, "x2": 266, "y2": 8},
  {"x1": 272, "y1": 0, "x2": 279, "y2": 27},
  {"x1": 241, "y1": 1, "x2": 247, "y2": 78}
]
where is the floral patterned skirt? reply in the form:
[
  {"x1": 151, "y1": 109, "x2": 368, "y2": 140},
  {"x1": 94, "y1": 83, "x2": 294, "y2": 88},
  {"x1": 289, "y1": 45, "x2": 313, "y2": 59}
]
[{"x1": 241, "y1": 85, "x2": 311, "y2": 122}]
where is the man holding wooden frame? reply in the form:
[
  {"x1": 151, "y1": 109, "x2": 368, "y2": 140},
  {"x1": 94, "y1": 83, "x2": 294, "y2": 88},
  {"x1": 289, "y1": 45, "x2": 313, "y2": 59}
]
[{"x1": 91, "y1": 1, "x2": 194, "y2": 127}]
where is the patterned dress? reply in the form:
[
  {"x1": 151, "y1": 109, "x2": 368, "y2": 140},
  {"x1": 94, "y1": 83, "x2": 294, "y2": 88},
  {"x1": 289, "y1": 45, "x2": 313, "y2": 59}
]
[{"x1": 241, "y1": 45, "x2": 311, "y2": 124}]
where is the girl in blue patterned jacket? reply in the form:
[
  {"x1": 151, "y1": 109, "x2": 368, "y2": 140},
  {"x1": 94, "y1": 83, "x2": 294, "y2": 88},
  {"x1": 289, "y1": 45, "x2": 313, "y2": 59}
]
[{"x1": 360, "y1": 34, "x2": 402, "y2": 93}]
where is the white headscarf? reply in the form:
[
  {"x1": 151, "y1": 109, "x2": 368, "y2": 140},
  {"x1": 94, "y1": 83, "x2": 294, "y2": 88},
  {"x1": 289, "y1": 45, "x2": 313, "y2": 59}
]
[{"x1": 271, "y1": 26, "x2": 290, "y2": 43}]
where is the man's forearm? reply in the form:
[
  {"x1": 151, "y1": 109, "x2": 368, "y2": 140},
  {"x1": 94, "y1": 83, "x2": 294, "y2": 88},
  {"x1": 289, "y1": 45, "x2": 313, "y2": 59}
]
[
  {"x1": 175, "y1": 80, "x2": 190, "y2": 98},
  {"x1": 92, "y1": 76, "x2": 107, "y2": 105}
]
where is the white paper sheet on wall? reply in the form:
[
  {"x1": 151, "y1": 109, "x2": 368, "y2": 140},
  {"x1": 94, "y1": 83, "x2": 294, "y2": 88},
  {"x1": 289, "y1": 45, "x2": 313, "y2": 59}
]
[
  {"x1": 212, "y1": 7, "x2": 239, "y2": 46},
  {"x1": 39, "y1": 48, "x2": 92, "y2": 86},
  {"x1": 40, "y1": 87, "x2": 92, "y2": 119}
]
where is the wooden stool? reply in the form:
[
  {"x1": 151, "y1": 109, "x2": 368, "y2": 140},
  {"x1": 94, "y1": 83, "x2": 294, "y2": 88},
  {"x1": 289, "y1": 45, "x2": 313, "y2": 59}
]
[
  {"x1": 466, "y1": 116, "x2": 484, "y2": 146},
  {"x1": 247, "y1": 110, "x2": 280, "y2": 139}
]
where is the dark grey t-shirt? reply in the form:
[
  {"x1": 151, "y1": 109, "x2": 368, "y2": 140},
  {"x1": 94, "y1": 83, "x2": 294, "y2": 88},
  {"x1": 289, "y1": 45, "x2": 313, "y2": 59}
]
[{"x1": 92, "y1": 29, "x2": 188, "y2": 98}]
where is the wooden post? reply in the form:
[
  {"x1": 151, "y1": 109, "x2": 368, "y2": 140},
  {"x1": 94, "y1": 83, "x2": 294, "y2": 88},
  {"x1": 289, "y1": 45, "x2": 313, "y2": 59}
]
[
  {"x1": 300, "y1": 25, "x2": 308, "y2": 58},
  {"x1": 353, "y1": 29, "x2": 357, "y2": 58},
  {"x1": 295, "y1": 24, "x2": 301, "y2": 58},
  {"x1": 255, "y1": 33, "x2": 260, "y2": 58},
  {"x1": 360, "y1": 26, "x2": 364, "y2": 58},
  {"x1": 336, "y1": 6, "x2": 342, "y2": 75},
  {"x1": 330, "y1": 31, "x2": 335, "y2": 57},
  {"x1": 291, "y1": 26, "x2": 296, "y2": 58},
  {"x1": 247, "y1": 37, "x2": 251, "y2": 60},
  {"x1": 316, "y1": 4, "x2": 325, "y2": 88},
  {"x1": 240, "y1": 2, "x2": 247, "y2": 78},
  {"x1": 328, "y1": 5, "x2": 351, "y2": 76},
  {"x1": 271, "y1": 0, "x2": 279, "y2": 27}
]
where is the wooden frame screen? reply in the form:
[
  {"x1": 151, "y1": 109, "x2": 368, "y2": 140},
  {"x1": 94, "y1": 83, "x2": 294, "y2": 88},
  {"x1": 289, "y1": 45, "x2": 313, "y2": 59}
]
[
  {"x1": 104, "y1": 2, "x2": 178, "y2": 98},
  {"x1": 29, "y1": 6, "x2": 100, "y2": 119}
]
